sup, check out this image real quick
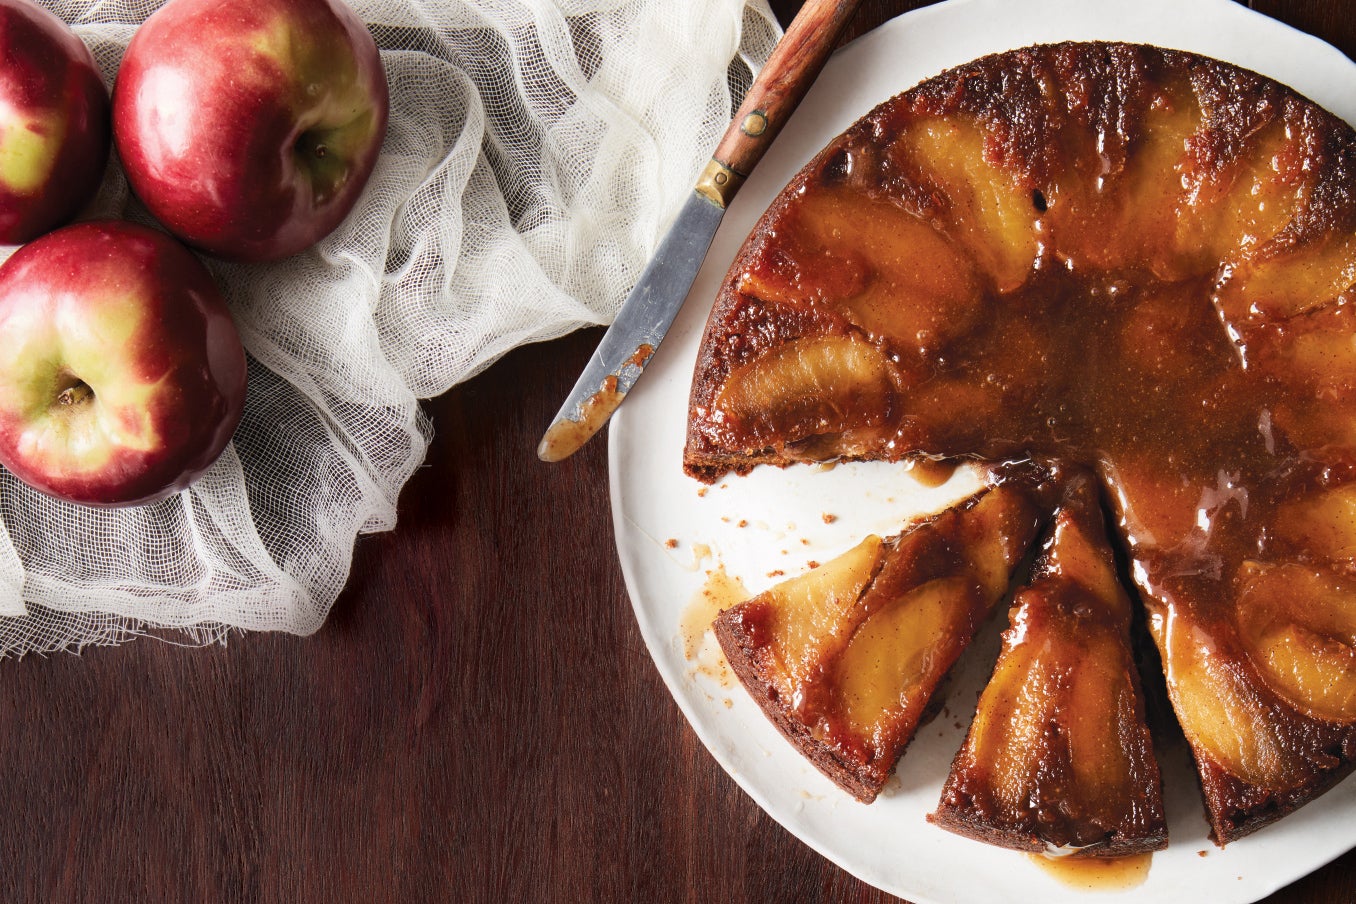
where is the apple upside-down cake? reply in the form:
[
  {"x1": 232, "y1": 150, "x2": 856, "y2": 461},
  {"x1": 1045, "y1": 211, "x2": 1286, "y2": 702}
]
[{"x1": 687, "y1": 41, "x2": 1356, "y2": 849}]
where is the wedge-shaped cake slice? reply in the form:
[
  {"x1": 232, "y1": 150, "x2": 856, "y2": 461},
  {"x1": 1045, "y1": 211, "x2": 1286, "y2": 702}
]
[
  {"x1": 713, "y1": 474, "x2": 1049, "y2": 802},
  {"x1": 931, "y1": 475, "x2": 1167, "y2": 855},
  {"x1": 1110, "y1": 449, "x2": 1356, "y2": 843}
]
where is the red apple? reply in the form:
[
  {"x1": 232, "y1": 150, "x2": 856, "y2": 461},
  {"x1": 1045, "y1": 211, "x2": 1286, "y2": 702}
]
[
  {"x1": 0, "y1": 0, "x2": 110, "y2": 244},
  {"x1": 111, "y1": 0, "x2": 388, "y2": 262},
  {"x1": 0, "y1": 221, "x2": 247, "y2": 506}
]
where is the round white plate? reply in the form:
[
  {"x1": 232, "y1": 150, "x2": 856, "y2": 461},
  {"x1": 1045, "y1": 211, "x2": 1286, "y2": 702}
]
[{"x1": 609, "y1": 1, "x2": 1356, "y2": 901}]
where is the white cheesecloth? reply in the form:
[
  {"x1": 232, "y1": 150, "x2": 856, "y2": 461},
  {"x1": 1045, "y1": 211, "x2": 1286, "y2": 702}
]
[{"x1": 0, "y1": 0, "x2": 780, "y2": 655}]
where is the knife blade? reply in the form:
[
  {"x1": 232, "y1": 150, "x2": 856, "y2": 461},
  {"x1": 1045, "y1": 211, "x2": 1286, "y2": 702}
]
[{"x1": 538, "y1": 0, "x2": 864, "y2": 463}]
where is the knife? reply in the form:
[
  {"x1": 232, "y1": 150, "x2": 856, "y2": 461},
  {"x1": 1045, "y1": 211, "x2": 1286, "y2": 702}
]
[{"x1": 537, "y1": 0, "x2": 865, "y2": 463}]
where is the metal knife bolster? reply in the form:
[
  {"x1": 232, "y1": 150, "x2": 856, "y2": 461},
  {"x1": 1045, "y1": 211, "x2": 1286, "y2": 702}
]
[{"x1": 536, "y1": 176, "x2": 729, "y2": 462}]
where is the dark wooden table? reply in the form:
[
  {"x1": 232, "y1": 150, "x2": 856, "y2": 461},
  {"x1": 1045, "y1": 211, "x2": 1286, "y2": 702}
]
[{"x1": 2, "y1": 2, "x2": 1354, "y2": 902}]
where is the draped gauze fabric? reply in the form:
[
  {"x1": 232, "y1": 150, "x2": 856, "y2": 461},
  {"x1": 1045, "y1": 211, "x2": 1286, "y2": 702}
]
[{"x1": 0, "y1": 0, "x2": 780, "y2": 655}]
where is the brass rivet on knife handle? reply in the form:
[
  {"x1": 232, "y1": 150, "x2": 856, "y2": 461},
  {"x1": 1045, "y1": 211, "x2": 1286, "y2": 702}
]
[{"x1": 709, "y1": 0, "x2": 864, "y2": 196}]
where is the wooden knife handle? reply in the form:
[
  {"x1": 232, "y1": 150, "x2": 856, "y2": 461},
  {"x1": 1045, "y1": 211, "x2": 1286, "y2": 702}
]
[{"x1": 696, "y1": 0, "x2": 865, "y2": 208}]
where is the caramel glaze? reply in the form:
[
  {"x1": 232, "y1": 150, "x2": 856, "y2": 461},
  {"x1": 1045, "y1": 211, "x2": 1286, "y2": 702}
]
[{"x1": 686, "y1": 42, "x2": 1356, "y2": 843}]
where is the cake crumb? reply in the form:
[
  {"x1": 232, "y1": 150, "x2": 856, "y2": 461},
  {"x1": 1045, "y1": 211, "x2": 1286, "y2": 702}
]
[
  {"x1": 664, "y1": 538, "x2": 678, "y2": 549},
  {"x1": 697, "y1": 487, "x2": 708, "y2": 497},
  {"x1": 737, "y1": 519, "x2": 748, "y2": 528},
  {"x1": 822, "y1": 513, "x2": 837, "y2": 524},
  {"x1": 1197, "y1": 850, "x2": 1208, "y2": 858},
  {"x1": 767, "y1": 569, "x2": 785, "y2": 578},
  {"x1": 807, "y1": 560, "x2": 820, "y2": 570}
]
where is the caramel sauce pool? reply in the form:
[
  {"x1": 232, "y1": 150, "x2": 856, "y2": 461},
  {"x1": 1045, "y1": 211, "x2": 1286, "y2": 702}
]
[
  {"x1": 1028, "y1": 851, "x2": 1152, "y2": 891},
  {"x1": 905, "y1": 457, "x2": 959, "y2": 488},
  {"x1": 680, "y1": 563, "x2": 749, "y2": 686}
]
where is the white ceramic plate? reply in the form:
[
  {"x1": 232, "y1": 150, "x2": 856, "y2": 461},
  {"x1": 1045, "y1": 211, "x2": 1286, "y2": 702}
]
[{"x1": 609, "y1": 1, "x2": 1356, "y2": 901}]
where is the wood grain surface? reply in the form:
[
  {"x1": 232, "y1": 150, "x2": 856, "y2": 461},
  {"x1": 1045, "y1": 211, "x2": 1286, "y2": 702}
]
[{"x1": 2, "y1": 2, "x2": 1354, "y2": 902}]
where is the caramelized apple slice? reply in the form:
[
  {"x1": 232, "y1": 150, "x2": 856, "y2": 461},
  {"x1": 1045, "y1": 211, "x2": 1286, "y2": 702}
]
[
  {"x1": 1214, "y1": 233, "x2": 1356, "y2": 326},
  {"x1": 737, "y1": 185, "x2": 985, "y2": 357},
  {"x1": 808, "y1": 190, "x2": 984, "y2": 353},
  {"x1": 834, "y1": 574, "x2": 975, "y2": 741},
  {"x1": 710, "y1": 334, "x2": 897, "y2": 450},
  {"x1": 714, "y1": 480, "x2": 1048, "y2": 802},
  {"x1": 1247, "y1": 301, "x2": 1356, "y2": 400},
  {"x1": 828, "y1": 483, "x2": 1047, "y2": 784},
  {"x1": 735, "y1": 216, "x2": 873, "y2": 308},
  {"x1": 1046, "y1": 78, "x2": 1202, "y2": 278},
  {"x1": 1268, "y1": 397, "x2": 1356, "y2": 453},
  {"x1": 1281, "y1": 310, "x2": 1356, "y2": 394},
  {"x1": 890, "y1": 119, "x2": 1039, "y2": 292},
  {"x1": 1154, "y1": 605, "x2": 1307, "y2": 790},
  {"x1": 1273, "y1": 481, "x2": 1356, "y2": 568},
  {"x1": 1235, "y1": 562, "x2": 1356, "y2": 723},
  {"x1": 933, "y1": 476, "x2": 1166, "y2": 855},
  {"x1": 1175, "y1": 122, "x2": 1311, "y2": 269},
  {"x1": 1248, "y1": 302, "x2": 1356, "y2": 450},
  {"x1": 751, "y1": 534, "x2": 885, "y2": 698}
]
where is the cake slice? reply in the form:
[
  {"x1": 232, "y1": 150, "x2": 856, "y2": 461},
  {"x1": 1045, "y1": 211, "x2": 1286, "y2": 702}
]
[
  {"x1": 713, "y1": 470, "x2": 1052, "y2": 802},
  {"x1": 931, "y1": 474, "x2": 1167, "y2": 855},
  {"x1": 1109, "y1": 450, "x2": 1356, "y2": 844}
]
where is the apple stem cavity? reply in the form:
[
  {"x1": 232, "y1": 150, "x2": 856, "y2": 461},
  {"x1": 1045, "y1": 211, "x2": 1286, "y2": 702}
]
[
  {"x1": 57, "y1": 380, "x2": 93, "y2": 407},
  {"x1": 295, "y1": 131, "x2": 329, "y2": 160}
]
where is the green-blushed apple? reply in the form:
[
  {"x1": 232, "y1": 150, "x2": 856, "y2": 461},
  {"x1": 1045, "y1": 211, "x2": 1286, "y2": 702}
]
[
  {"x1": 0, "y1": 0, "x2": 110, "y2": 244},
  {"x1": 0, "y1": 221, "x2": 247, "y2": 507},
  {"x1": 112, "y1": 0, "x2": 388, "y2": 262}
]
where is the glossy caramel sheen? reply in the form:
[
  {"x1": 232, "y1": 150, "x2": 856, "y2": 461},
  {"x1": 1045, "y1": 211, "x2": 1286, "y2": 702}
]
[{"x1": 687, "y1": 42, "x2": 1356, "y2": 843}]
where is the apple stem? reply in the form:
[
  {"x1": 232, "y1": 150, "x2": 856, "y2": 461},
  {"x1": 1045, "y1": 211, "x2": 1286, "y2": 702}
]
[
  {"x1": 57, "y1": 381, "x2": 93, "y2": 407},
  {"x1": 314, "y1": 144, "x2": 328, "y2": 159}
]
